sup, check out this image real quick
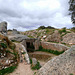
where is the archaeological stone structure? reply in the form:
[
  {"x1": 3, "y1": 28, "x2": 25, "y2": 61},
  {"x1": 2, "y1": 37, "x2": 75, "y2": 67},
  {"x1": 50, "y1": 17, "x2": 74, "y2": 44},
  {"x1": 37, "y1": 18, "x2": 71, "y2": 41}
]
[
  {"x1": 21, "y1": 39, "x2": 40, "y2": 51},
  {"x1": 0, "y1": 21, "x2": 7, "y2": 35},
  {"x1": 41, "y1": 42, "x2": 69, "y2": 51}
]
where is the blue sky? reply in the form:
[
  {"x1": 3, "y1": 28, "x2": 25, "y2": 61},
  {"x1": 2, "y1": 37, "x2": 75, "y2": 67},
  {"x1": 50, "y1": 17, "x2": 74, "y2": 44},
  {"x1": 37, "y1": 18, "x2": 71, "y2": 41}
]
[{"x1": 0, "y1": 0, "x2": 74, "y2": 31}]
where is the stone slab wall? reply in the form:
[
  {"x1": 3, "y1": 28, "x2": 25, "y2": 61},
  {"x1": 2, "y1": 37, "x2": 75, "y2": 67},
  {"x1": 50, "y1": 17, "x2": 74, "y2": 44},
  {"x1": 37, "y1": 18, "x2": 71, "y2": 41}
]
[{"x1": 41, "y1": 42, "x2": 69, "y2": 51}]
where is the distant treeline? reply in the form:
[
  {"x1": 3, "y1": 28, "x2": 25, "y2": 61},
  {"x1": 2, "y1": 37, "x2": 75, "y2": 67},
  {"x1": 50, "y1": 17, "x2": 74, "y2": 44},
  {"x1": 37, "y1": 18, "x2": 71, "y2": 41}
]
[{"x1": 38, "y1": 26, "x2": 55, "y2": 29}]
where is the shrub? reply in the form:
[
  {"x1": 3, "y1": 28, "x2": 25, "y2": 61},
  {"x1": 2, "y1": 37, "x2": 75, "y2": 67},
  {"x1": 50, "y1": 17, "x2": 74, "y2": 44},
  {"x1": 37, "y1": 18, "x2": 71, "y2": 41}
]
[
  {"x1": 0, "y1": 65, "x2": 17, "y2": 75},
  {"x1": 38, "y1": 26, "x2": 55, "y2": 29},
  {"x1": 30, "y1": 58, "x2": 32, "y2": 64},
  {"x1": 38, "y1": 26, "x2": 45, "y2": 29},
  {"x1": 0, "y1": 43, "x2": 7, "y2": 48}
]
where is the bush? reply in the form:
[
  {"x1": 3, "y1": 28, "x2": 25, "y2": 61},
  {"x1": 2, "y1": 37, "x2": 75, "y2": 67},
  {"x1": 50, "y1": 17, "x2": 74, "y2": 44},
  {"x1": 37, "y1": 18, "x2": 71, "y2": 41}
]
[
  {"x1": 38, "y1": 26, "x2": 55, "y2": 29},
  {"x1": 0, "y1": 65, "x2": 17, "y2": 75},
  {"x1": 38, "y1": 26, "x2": 45, "y2": 29},
  {"x1": 0, "y1": 43, "x2": 7, "y2": 48},
  {"x1": 30, "y1": 58, "x2": 32, "y2": 64}
]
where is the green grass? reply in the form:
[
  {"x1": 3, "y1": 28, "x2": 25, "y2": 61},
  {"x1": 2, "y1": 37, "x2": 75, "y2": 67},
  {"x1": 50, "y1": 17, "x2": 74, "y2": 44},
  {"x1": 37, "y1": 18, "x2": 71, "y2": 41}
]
[
  {"x1": 28, "y1": 35, "x2": 34, "y2": 38},
  {"x1": 70, "y1": 73, "x2": 73, "y2": 75},
  {"x1": 0, "y1": 65, "x2": 17, "y2": 75},
  {"x1": 30, "y1": 58, "x2": 32, "y2": 64},
  {"x1": 37, "y1": 46, "x2": 64, "y2": 55}
]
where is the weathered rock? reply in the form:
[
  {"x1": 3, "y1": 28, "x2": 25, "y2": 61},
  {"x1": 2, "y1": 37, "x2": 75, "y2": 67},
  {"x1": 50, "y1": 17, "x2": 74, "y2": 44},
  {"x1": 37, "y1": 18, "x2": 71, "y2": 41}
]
[
  {"x1": 46, "y1": 30, "x2": 61, "y2": 42},
  {"x1": 36, "y1": 45, "x2": 75, "y2": 75},
  {"x1": 32, "y1": 58, "x2": 38, "y2": 66},
  {"x1": 34, "y1": 39, "x2": 40, "y2": 50},
  {"x1": 41, "y1": 42, "x2": 69, "y2": 51},
  {"x1": 0, "y1": 21, "x2": 7, "y2": 35},
  {"x1": 8, "y1": 34, "x2": 29, "y2": 42},
  {"x1": 62, "y1": 33, "x2": 75, "y2": 44}
]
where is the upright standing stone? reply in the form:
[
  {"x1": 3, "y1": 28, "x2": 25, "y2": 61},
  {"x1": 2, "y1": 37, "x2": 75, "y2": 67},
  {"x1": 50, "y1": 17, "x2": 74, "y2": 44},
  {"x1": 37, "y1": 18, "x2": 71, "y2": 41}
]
[
  {"x1": 0, "y1": 21, "x2": 7, "y2": 35},
  {"x1": 34, "y1": 39, "x2": 40, "y2": 50}
]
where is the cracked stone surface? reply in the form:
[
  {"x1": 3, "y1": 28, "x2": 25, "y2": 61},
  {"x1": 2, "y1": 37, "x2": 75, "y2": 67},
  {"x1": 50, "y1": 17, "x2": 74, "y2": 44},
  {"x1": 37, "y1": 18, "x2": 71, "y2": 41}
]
[{"x1": 36, "y1": 45, "x2": 75, "y2": 75}]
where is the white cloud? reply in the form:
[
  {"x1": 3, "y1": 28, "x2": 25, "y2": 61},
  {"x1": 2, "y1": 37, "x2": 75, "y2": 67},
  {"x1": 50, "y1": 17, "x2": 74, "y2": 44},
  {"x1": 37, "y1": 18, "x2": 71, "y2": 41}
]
[{"x1": 0, "y1": 0, "x2": 73, "y2": 31}]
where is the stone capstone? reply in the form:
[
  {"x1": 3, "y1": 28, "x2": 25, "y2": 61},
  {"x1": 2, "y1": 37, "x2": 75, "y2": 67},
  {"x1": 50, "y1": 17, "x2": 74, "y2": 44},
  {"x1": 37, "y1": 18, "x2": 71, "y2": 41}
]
[
  {"x1": 37, "y1": 45, "x2": 75, "y2": 75},
  {"x1": 8, "y1": 34, "x2": 29, "y2": 42}
]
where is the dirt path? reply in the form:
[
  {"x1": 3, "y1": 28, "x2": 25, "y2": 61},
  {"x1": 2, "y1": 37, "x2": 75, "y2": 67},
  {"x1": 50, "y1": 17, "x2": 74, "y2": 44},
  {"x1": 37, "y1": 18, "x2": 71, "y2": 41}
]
[
  {"x1": 9, "y1": 62, "x2": 34, "y2": 75},
  {"x1": 9, "y1": 43, "x2": 34, "y2": 75}
]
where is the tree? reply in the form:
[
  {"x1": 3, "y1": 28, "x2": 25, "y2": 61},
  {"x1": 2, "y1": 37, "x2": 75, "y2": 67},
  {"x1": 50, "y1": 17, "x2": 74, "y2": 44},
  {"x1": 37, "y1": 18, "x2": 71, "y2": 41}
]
[{"x1": 69, "y1": 0, "x2": 75, "y2": 24}]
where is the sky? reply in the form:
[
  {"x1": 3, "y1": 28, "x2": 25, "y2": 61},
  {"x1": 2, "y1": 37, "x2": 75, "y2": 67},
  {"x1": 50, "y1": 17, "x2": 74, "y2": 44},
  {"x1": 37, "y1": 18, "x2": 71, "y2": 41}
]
[{"x1": 0, "y1": 0, "x2": 74, "y2": 31}]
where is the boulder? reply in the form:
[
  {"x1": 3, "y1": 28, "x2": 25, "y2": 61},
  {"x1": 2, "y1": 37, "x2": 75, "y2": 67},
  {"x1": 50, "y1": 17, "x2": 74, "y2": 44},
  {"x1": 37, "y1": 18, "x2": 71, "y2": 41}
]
[
  {"x1": 41, "y1": 42, "x2": 69, "y2": 51},
  {"x1": 34, "y1": 39, "x2": 40, "y2": 50},
  {"x1": 8, "y1": 34, "x2": 29, "y2": 42},
  {"x1": 32, "y1": 58, "x2": 38, "y2": 66},
  {"x1": 37, "y1": 45, "x2": 75, "y2": 75},
  {"x1": 62, "y1": 33, "x2": 75, "y2": 44},
  {"x1": 46, "y1": 30, "x2": 61, "y2": 42},
  {"x1": 0, "y1": 21, "x2": 7, "y2": 35}
]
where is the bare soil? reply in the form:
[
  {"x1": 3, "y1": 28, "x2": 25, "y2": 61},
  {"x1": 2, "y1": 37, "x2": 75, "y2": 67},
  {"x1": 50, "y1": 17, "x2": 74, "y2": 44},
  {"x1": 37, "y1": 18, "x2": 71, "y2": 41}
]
[{"x1": 9, "y1": 61, "x2": 34, "y2": 75}]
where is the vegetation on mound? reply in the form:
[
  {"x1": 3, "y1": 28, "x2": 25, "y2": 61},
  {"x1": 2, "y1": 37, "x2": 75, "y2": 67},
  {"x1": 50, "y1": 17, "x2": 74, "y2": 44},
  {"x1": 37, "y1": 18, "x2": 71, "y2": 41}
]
[
  {"x1": 58, "y1": 27, "x2": 71, "y2": 36},
  {"x1": 37, "y1": 46, "x2": 64, "y2": 55},
  {"x1": 11, "y1": 40, "x2": 20, "y2": 43},
  {"x1": 38, "y1": 26, "x2": 55, "y2": 29},
  {"x1": 0, "y1": 65, "x2": 17, "y2": 75}
]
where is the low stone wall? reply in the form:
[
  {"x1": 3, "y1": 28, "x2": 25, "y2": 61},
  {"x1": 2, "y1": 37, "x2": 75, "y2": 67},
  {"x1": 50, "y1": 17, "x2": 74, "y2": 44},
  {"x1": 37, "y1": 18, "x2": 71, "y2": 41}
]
[{"x1": 41, "y1": 42, "x2": 69, "y2": 51}]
